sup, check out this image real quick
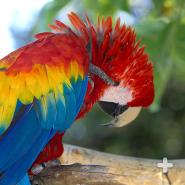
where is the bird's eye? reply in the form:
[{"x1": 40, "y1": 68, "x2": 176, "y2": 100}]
[{"x1": 98, "y1": 101, "x2": 128, "y2": 117}]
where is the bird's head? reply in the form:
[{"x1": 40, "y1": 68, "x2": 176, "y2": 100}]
[
  {"x1": 49, "y1": 12, "x2": 154, "y2": 126},
  {"x1": 71, "y1": 13, "x2": 154, "y2": 126}
]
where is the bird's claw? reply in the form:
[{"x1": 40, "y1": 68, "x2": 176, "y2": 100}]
[{"x1": 30, "y1": 159, "x2": 61, "y2": 175}]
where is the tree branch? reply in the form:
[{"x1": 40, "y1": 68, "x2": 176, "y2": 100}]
[{"x1": 31, "y1": 144, "x2": 185, "y2": 185}]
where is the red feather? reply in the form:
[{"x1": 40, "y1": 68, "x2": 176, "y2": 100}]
[{"x1": 29, "y1": 133, "x2": 64, "y2": 175}]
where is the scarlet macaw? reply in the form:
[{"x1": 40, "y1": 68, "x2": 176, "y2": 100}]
[{"x1": 0, "y1": 12, "x2": 154, "y2": 185}]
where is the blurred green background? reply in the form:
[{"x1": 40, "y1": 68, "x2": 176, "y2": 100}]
[{"x1": 8, "y1": 0, "x2": 185, "y2": 159}]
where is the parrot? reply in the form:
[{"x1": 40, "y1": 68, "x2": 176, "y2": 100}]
[{"x1": 0, "y1": 12, "x2": 154, "y2": 185}]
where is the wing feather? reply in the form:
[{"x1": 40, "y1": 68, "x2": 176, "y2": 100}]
[{"x1": 0, "y1": 34, "x2": 88, "y2": 135}]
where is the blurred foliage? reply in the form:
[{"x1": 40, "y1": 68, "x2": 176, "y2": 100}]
[
  {"x1": 33, "y1": 0, "x2": 69, "y2": 32},
  {"x1": 83, "y1": 0, "x2": 130, "y2": 16},
  {"x1": 12, "y1": 0, "x2": 185, "y2": 159}
]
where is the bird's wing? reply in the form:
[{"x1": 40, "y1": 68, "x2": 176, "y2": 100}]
[
  {"x1": 0, "y1": 34, "x2": 88, "y2": 135},
  {"x1": 0, "y1": 34, "x2": 89, "y2": 185}
]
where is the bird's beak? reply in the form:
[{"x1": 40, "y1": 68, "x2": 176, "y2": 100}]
[
  {"x1": 98, "y1": 101, "x2": 141, "y2": 127},
  {"x1": 102, "y1": 107, "x2": 142, "y2": 127}
]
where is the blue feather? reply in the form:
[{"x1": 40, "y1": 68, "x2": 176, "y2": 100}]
[
  {"x1": 1, "y1": 129, "x2": 53, "y2": 185},
  {"x1": 0, "y1": 105, "x2": 54, "y2": 185},
  {"x1": 0, "y1": 76, "x2": 88, "y2": 185},
  {"x1": 34, "y1": 92, "x2": 58, "y2": 129},
  {"x1": 0, "y1": 104, "x2": 35, "y2": 170},
  {"x1": 16, "y1": 173, "x2": 31, "y2": 185}
]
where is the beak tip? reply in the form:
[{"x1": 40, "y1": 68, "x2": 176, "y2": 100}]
[
  {"x1": 100, "y1": 123, "x2": 113, "y2": 127},
  {"x1": 100, "y1": 117, "x2": 119, "y2": 127}
]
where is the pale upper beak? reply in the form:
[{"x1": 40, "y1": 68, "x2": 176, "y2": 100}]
[{"x1": 111, "y1": 106, "x2": 141, "y2": 127}]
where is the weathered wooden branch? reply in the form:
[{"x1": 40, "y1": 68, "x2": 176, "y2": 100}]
[{"x1": 31, "y1": 144, "x2": 185, "y2": 185}]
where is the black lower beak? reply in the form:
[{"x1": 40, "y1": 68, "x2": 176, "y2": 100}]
[{"x1": 98, "y1": 101, "x2": 128, "y2": 117}]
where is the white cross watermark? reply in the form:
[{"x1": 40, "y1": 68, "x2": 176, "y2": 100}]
[{"x1": 157, "y1": 157, "x2": 173, "y2": 173}]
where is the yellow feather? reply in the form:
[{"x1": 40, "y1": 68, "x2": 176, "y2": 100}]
[
  {"x1": 0, "y1": 59, "x2": 85, "y2": 133},
  {"x1": 18, "y1": 81, "x2": 34, "y2": 104},
  {"x1": 0, "y1": 86, "x2": 17, "y2": 129}
]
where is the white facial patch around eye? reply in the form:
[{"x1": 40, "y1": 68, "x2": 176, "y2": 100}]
[{"x1": 100, "y1": 85, "x2": 133, "y2": 105}]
